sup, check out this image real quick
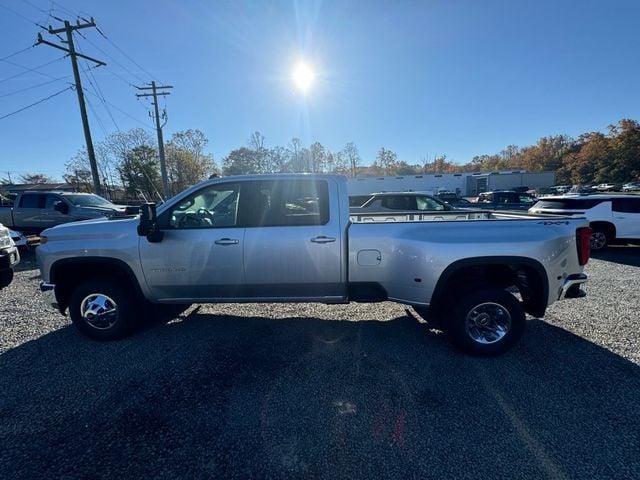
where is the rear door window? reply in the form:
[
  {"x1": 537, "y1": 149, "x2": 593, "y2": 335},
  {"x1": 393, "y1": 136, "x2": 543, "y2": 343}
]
[
  {"x1": 19, "y1": 194, "x2": 45, "y2": 208},
  {"x1": 612, "y1": 198, "x2": 640, "y2": 213},
  {"x1": 381, "y1": 196, "x2": 416, "y2": 210},
  {"x1": 244, "y1": 179, "x2": 329, "y2": 227}
]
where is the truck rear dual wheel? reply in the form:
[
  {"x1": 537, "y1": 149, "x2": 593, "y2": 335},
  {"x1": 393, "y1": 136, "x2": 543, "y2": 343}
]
[
  {"x1": 69, "y1": 280, "x2": 140, "y2": 341},
  {"x1": 446, "y1": 288, "x2": 526, "y2": 356}
]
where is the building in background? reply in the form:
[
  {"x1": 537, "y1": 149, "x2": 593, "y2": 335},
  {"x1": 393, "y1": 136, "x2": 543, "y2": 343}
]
[{"x1": 347, "y1": 170, "x2": 555, "y2": 197}]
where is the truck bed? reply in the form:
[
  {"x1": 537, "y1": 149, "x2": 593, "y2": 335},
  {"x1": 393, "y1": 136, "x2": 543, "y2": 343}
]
[{"x1": 349, "y1": 210, "x2": 562, "y2": 223}]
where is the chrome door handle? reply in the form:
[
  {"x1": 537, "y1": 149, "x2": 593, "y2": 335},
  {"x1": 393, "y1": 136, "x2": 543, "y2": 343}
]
[
  {"x1": 310, "y1": 236, "x2": 336, "y2": 244},
  {"x1": 214, "y1": 238, "x2": 239, "y2": 245}
]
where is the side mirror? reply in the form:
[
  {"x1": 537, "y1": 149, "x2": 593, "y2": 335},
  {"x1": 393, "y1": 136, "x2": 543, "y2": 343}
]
[
  {"x1": 137, "y1": 203, "x2": 163, "y2": 243},
  {"x1": 53, "y1": 200, "x2": 69, "y2": 214}
]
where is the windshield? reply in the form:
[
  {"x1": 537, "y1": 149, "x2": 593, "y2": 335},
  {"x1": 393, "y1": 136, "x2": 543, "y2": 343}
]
[{"x1": 64, "y1": 194, "x2": 113, "y2": 207}]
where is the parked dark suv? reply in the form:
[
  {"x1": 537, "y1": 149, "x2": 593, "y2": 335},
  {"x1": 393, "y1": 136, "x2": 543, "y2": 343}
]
[
  {"x1": 350, "y1": 192, "x2": 452, "y2": 213},
  {"x1": 475, "y1": 191, "x2": 537, "y2": 211}
]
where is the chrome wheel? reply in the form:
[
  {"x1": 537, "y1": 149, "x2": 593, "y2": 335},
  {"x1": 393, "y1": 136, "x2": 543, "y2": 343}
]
[
  {"x1": 80, "y1": 293, "x2": 118, "y2": 330},
  {"x1": 590, "y1": 231, "x2": 607, "y2": 251},
  {"x1": 464, "y1": 302, "x2": 511, "y2": 345}
]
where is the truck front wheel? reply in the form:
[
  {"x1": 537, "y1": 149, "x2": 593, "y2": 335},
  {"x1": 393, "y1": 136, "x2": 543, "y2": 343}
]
[
  {"x1": 446, "y1": 288, "x2": 525, "y2": 356},
  {"x1": 69, "y1": 279, "x2": 139, "y2": 341}
]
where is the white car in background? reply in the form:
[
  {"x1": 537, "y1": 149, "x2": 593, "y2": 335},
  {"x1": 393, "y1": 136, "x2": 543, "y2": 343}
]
[
  {"x1": 530, "y1": 195, "x2": 640, "y2": 251},
  {"x1": 594, "y1": 183, "x2": 617, "y2": 192}
]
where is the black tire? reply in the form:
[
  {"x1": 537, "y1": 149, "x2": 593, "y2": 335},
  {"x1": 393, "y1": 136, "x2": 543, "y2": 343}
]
[
  {"x1": 69, "y1": 279, "x2": 140, "y2": 341},
  {"x1": 590, "y1": 228, "x2": 610, "y2": 252},
  {"x1": 0, "y1": 268, "x2": 13, "y2": 289},
  {"x1": 445, "y1": 287, "x2": 525, "y2": 356}
]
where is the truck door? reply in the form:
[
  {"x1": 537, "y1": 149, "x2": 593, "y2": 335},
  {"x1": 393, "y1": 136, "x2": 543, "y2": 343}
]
[
  {"x1": 43, "y1": 194, "x2": 69, "y2": 228},
  {"x1": 138, "y1": 181, "x2": 245, "y2": 301},
  {"x1": 612, "y1": 198, "x2": 640, "y2": 239},
  {"x1": 12, "y1": 193, "x2": 46, "y2": 231},
  {"x1": 242, "y1": 179, "x2": 344, "y2": 299}
]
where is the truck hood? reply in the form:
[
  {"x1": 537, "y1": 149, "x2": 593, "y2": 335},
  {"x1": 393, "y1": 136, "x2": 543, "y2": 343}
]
[
  {"x1": 75, "y1": 204, "x2": 128, "y2": 216},
  {"x1": 41, "y1": 215, "x2": 140, "y2": 240}
]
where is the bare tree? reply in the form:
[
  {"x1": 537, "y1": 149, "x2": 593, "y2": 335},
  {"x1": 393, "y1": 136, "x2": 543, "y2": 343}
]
[
  {"x1": 19, "y1": 173, "x2": 54, "y2": 184},
  {"x1": 165, "y1": 129, "x2": 216, "y2": 194},
  {"x1": 339, "y1": 142, "x2": 361, "y2": 177}
]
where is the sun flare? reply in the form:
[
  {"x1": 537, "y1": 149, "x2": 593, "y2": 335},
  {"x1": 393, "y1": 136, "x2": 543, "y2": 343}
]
[{"x1": 292, "y1": 61, "x2": 315, "y2": 93}]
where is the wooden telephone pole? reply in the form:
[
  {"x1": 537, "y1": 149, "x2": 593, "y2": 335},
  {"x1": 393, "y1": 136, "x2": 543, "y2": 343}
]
[
  {"x1": 136, "y1": 82, "x2": 173, "y2": 199},
  {"x1": 36, "y1": 19, "x2": 105, "y2": 196}
]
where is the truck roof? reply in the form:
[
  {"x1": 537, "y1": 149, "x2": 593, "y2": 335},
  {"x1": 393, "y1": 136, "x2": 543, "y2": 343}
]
[
  {"x1": 18, "y1": 191, "x2": 97, "y2": 196},
  {"x1": 542, "y1": 194, "x2": 640, "y2": 200}
]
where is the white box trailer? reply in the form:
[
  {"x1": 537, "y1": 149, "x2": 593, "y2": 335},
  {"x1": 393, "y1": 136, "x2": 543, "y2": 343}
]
[{"x1": 348, "y1": 171, "x2": 556, "y2": 197}]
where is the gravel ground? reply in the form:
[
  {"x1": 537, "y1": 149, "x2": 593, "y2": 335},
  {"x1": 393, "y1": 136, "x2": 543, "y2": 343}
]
[{"x1": 0, "y1": 248, "x2": 639, "y2": 479}]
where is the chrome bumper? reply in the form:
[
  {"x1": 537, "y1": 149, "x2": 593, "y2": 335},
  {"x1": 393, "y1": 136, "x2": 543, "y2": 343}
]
[
  {"x1": 40, "y1": 282, "x2": 60, "y2": 310},
  {"x1": 559, "y1": 273, "x2": 588, "y2": 300}
]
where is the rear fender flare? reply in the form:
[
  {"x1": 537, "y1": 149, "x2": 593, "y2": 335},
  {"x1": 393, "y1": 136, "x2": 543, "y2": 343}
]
[{"x1": 430, "y1": 256, "x2": 549, "y2": 318}]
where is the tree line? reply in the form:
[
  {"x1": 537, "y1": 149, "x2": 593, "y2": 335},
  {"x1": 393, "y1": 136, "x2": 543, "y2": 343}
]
[{"x1": 4, "y1": 118, "x2": 639, "y2": 199}]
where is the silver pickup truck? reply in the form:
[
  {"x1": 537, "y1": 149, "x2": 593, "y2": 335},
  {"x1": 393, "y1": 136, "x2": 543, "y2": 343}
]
[{"x1": 37, "y1": 174, "x2": 591, "y2": 356}]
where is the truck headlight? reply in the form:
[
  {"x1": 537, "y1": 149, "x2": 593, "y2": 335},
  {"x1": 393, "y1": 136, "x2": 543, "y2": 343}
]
[{"x1": 0, "y1": 228, "x2": 11, "y2": 248}]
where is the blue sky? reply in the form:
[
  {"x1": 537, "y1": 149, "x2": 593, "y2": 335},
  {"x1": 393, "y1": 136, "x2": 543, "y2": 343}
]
[{"x1": 1, "y1": 0, "x2": 639, "y2": 181}]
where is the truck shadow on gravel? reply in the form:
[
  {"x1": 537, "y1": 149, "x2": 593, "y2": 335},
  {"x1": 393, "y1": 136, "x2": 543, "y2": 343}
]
[
  {"x1": 592, "y1": 245, "x2": 640, "y2": 267},
  {"x1": 13, "y1": 251, "x2": 38, "y2": 274},
  {"x1": 1, "y1": 312, "x2": 639, "y2": 479}
]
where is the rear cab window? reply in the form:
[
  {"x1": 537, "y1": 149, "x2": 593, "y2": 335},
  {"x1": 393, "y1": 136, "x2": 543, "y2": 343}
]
[
  {"x1": 19, "y1": 194, "x2": 45, "y2": 209},
  {"x1": 533, "y1": 199, "x2": 607, "y2": 210},
  {"x1": 243, "y1": 179, "x2": 330, "y2": 227},
  {"x1": 612, "y1": 198, "x2": 640, "y2": 213}
]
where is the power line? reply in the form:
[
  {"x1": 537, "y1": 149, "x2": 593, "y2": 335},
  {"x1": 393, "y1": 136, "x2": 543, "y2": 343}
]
[
  {"x1": 74, "y1": 40, "x2": 122, "y2": 132},
  {"x1": 96, "y1": 27, "x2": 159, "y2": 82},
  {"x1": 0, "y1": 45, "x2": 35, "y2": 62},
  {"x1": 84, "y1": 91, "x2": 109, "y2": 137},
  {"x1": 0, "y1": 86, "x2": 73, "y2": 121},
  {"x1": 22, "y1": 0, "x2": 51, "y2": 16},
  {"x1": 0, "y1": 55, "x2": 68, "y2": 84},
  {"x1": 78, "y1": 57, "x2": 121, "y2": 132},
  {"x1": 0, "y1": 3, "x2": 48, "y2": 29},
  {"x1": 83, "y1": 87, "x2": 154, "y2": 128},
  {"x1": 0, "y1": 76, "x2": 72, "y2": 98},
  {"x1": 75, "y1": 30, "x2": 146, "y2": 85},
  {"x1": 50, "y1": 0, "x2": 78, "y2": 18}
]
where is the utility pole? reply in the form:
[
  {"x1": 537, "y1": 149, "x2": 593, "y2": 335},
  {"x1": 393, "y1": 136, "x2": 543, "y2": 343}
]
[
  {"x1": 36, "y1": 19, "x2": 105, "y2": 196},
  {"x1": 136, "y1": 82, "x2": 173, "y2": 199}
]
